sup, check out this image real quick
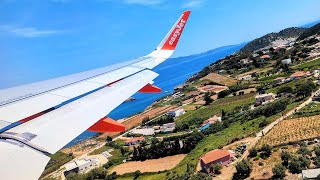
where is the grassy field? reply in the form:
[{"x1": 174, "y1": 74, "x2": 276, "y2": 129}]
[
  {"x1": 41, "y1": 151, "x2": 74, "y2": 177},
  {"x1": 293, "y1": 58, "x2": 320, "y2": 70},
  {"x1": 291, "y1": 102, "x2": 320, "y2": 118},
  {"x1": 257, "y1": 114, "x2": 320, "y2": 148},
  {"x1": 175, "y1": 93, "x2": 256, "y2": 128},
  {"x1": 266, "y1": 79, "x2": 303, "y2": 94},
  {"x1": 90, "y1": 139, "x2": 125, "y2": 155}
]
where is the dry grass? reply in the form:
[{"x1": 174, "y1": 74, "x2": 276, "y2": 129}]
[
  {"x1": 249, "y1": 146, "x2": 299, "y2": 180},
  {"x1": 110, "y1": 154, "x2": 186, "y2": 175},
  {"x1": 258, "y1": 115, "x2": 320, "y2": 148},
  {"x1": 200, "y1": 73, "x2": 237, "y2": 86}
]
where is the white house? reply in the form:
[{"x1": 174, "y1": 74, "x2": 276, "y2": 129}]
[
  {"x1": 281, "y1": 58, "x2": 292, "y2": 65},
  {"x1": 302, "y1": 168, "x2": 320, "y2": 179},
  {"x1": 162, "y1": 122, "x2": 176, "y2": 133},
  {"x1": 240, "y1": 59, "x2": 252, "y2": 64},
  {"x1": 238, "y1": 75, "x2": 252, "y2": 81},
  {"x1": 64, "y1": 158, "x2": 97, "y2": 177},
  {"x1": 167, "y1": 108, "x2": 185, "y2": 117}
]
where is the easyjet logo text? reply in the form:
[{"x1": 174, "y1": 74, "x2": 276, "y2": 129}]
[{"x1": 169, "y1": 19, "x2": 186, "y2": 45}]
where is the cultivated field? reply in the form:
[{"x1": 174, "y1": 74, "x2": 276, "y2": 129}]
[
  {"x1": 258, "y1": 114, "x2": 320, "y2": 147},
  {"x1": 110, "y1": 154, "x2": 186, "y2": 175},
  {"x1": 200, "y1": 73, "x2": 237, "y2": 86}
]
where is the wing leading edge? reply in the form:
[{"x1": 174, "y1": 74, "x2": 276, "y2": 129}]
[{"x1": 0, "y1": 10, "x2": 191, "y2": 180}]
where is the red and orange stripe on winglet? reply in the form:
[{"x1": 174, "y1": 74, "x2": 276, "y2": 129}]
[{"x1": 88, "y1": 117, "x2": 125, "y2": 133}]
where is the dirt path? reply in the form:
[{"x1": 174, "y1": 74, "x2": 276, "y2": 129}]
[{"x1": 110, "y1": 154, "x2": 186, "y2": 175}]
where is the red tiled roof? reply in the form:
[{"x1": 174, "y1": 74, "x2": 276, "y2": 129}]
[
  {"x1": 260, "y1": 55, "x2": 270, "y2": 59},
  {"x1": 201, "y1": 149, "x2": 230, "y2": 165},
  {"x1": 290, "y1": 71, "x2": 310, "y2": 78},
  {"x1": 125, "y1": 137, "x2": 145, "y2": 143}
]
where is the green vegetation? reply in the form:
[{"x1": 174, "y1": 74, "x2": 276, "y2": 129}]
[
  {"x1": 272, "y1": 164, "x2": 286, "y2": 179},
  {"x1": 41, "y1": 151, "x2": 74, "y2": 177},
  {"x1": 293, "y1": 58, "x2": 320, "y2": 70},
  {"x1": 131, "y1": 132, "x2": 204, "y2": 161},
  {"x1": 292, "y1": 102, "x2": 320, "y2": 118},
  {"x1": 175, "y1": 93, "x2": 256, "y2": 130},
  {"x1": 233, "y1": 159, "x2": 252, "y2": 180}
]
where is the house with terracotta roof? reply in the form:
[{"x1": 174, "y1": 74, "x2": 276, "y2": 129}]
[
  {"x1": 260, "y1": 54, "x2": 271, "y2": 60},
  {"x1": 274, "y1": 77, "x2": 286, "y2": 84},
  {"x1": 200, "y1": 149, "x2": 235, "y2": 173},
  {"x1": 125, "y1": 137, "x2": 145, "y2": 146},
  {"x1": 290, "y1": 71, "x2": 311, "y2": 79},
  {"x1": 201, "y1": 115, "x2": 222, "y2": 127}
]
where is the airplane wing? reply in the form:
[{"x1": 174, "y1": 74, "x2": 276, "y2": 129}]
[{"x1": 0, "y1": 11, "x2": 191, "y2": 180}]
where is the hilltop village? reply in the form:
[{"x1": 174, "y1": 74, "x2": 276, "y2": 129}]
[{"x1": 42, "y1": 24, "x2": 320, "y2": 180}]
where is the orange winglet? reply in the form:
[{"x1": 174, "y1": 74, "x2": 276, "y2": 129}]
[
  {"x1": 138, "y1": 84, "x2": 162, "y2": 93},
  {"x1": 88, "y1": 117, "x2": 125, "y2": 133}
]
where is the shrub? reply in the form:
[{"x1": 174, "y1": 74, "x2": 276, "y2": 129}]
[{"x1": 272, "y1": 164, "x2": 286, "y2": 179}]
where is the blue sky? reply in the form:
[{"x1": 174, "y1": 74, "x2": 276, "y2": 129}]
[{"x1": 1, "y1": 0, "x2": 320, "y2": 88}]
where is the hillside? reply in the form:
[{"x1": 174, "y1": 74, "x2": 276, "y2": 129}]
[
  {"x1": 297, "y1": 22, "x2": 320, "y2": 40},
  {"x1": 239, "y1": 27, "x2": 306, "y2": 53}
]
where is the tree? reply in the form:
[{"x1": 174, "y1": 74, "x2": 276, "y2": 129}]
[
  {"x1": 314, "y1": 156, "x2": 320, "y2": 168},
  {"x1": 221, "y1": 110, "x2": 226, "y2": 120},
  {"x1": 133, "y1": 170, "x2": 141, "y2": 180},
  {"x1": 288, "y1": 156, "x2": 308, "y2": 174},
  {"x1": 86, "y1": 167, "x2": 107, "y2": 180},
  {"x1": 297, "y1": 146, "x2": 312, "y2": 157},
  {"x1": 248, "y1": 148, "x2": 258, "y2": 158},
  {"x1": 210, "y1": 164, "x2": 222, "y2": 174},
  {"x1": 106, "y1": 136, "x2": 112, "y2": 142},
  {"x1": 272, "y1": 164, "x2": 286, "y2": 179},
  {"x1": 277, "y1": 86, "x2": 293, "y2": 94},
  {"x1": 314, "y1": 146, "x2": 320, "y2": 157},
  {"x1": 218, "y1": 89, "x2": 231, "y2": 99},
  {"x1": 120, "y1": 147, "x2": 128, "y2": 156},
  {"x1": 296, "y1": 81, "x2": 317, "y2": 97},
  {"x1": 281, "y1": 151, "x2": 292, "y2": 167},
  {"x1": 204, "y1": 92, "x2": 213, "y2": 105},
  {"x1": 260, "y1": 144, "x2": 272, "y2": 159},
  {"x1": 233, "y1": 159, "x2": 252, "y2": 180}
]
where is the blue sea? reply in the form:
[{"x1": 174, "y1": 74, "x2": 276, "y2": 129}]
[{"x1": 65, "y1": 43, "x2": 246, "y2": 147}]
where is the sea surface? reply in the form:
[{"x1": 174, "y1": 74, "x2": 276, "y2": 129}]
[{"x1": 65, "y1": 43, "x2": 246, "y2": 147}]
